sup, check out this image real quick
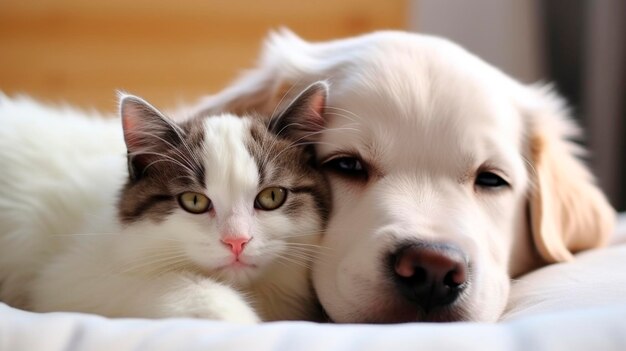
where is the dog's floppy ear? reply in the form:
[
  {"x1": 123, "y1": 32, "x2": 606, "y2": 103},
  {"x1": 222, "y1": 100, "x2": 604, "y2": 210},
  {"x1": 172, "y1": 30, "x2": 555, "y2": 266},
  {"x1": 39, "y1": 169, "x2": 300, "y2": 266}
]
[{"x1": 524, "y1": 86, "x2": 615, "y2": 263}]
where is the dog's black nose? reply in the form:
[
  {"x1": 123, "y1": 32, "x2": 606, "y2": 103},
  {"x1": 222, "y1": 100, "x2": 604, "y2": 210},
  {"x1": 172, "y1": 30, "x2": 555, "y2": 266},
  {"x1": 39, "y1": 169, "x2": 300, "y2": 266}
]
[{"x1": 390, "y1": 243, "x2": 468, "y2": 312}]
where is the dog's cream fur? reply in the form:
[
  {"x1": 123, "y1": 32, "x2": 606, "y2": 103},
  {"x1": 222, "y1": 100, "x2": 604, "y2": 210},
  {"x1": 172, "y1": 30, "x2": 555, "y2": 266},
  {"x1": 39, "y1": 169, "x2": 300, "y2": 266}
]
[{"x1": 194, "y1": 30, "x2": 615, "y2": 322}]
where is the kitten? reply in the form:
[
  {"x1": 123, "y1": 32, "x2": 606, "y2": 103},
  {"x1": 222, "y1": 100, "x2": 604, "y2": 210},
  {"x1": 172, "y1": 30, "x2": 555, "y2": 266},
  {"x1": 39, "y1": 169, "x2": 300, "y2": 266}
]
[{"x1": 0, "y1": 82, "x2": 331, "y2": 322}]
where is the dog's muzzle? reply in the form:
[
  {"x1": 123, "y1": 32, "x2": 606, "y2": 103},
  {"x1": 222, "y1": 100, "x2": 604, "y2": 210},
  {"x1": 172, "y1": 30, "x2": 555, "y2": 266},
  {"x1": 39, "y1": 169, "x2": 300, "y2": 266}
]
[{"x1": 388, "y1": 241, "x2": 469, "y2": 316}]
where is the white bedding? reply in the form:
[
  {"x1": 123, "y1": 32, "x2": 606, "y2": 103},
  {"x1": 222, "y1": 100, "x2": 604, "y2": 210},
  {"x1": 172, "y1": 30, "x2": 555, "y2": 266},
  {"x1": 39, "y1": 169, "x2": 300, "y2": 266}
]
[
  {"x1": 2, "y1": 302, "x2": 625, "y2": 351},
  {"x1": 2, "y1": 214, "x2": 626, "y2": 351}
]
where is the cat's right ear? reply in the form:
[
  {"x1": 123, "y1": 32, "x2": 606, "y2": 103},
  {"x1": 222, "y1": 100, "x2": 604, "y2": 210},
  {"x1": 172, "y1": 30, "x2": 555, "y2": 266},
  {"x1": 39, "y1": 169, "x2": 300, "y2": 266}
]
[
  {"x1": 119, "y1": 93, "x2": 181, "y2": 180},
  {"x1": 268, "y1": 81, "x2": 328, "y2": 142}
]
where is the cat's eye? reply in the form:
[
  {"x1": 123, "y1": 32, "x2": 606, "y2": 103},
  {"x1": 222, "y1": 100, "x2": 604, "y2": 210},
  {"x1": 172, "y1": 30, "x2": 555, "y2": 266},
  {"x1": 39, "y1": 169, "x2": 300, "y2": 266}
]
[
  {"x1": 475, "y1": 172, "x2": 509, "y2": 188},
  {"x1": 323, "y1": 156, "x2": 368, "y2": 179},
  {"x1": 255, "y1": 187, "x2": 287, "y2": 211},
  {"x1": 178, "y1": 192, "x2": 212, "y2": 214}
]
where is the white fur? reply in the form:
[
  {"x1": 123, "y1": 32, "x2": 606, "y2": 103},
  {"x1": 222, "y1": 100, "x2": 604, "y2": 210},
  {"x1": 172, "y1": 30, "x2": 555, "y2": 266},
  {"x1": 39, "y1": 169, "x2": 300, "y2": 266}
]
[
  {"x1": 0, "y1": 95, "x2": 319, "y2": 322},
  {"x1": 194, "y1": 30, "x2": 614, "y2": 322}
]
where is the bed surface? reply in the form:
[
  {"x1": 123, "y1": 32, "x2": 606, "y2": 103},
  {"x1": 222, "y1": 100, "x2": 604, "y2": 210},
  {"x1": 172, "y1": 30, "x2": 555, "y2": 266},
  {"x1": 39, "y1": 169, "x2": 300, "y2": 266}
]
[
  {"x1": 2, "y1": 302, "x2": 625, "y2": 351},
  {"x1": 2, "y1": 214, "x2": 625, "y2": 351}
]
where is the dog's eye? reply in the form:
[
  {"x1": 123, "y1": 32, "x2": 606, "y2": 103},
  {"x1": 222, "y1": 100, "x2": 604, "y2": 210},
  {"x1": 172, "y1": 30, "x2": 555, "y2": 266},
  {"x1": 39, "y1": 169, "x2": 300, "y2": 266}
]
[
  {"x1": 323, "y1": 156, "x2": 368, "y2": 179},
  {"x1": 475, "y1": 172, "x2": 509, "y2": 188}
]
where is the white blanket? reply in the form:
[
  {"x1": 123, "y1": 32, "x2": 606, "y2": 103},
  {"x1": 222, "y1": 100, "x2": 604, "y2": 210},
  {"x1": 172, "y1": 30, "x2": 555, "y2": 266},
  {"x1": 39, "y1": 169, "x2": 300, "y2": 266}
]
[
  {"x1": 2, "y1": 215, "x2": 626, "y2": 350},
  {"x1": 2, "y1": 302, "x2": 625, "y2": 351}
]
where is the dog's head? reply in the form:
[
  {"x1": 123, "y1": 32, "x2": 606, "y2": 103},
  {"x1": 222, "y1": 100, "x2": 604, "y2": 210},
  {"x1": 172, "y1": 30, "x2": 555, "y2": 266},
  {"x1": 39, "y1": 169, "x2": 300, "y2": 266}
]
[{"x1": 195, "y1": 30, "x2": 614, "y2": 322}]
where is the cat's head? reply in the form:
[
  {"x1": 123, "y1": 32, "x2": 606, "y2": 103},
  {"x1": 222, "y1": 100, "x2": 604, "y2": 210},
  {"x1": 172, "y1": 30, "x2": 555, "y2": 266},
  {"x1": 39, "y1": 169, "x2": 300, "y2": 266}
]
[{"x1": 116, "y1": 82, "x2": 330, "y2": 286}]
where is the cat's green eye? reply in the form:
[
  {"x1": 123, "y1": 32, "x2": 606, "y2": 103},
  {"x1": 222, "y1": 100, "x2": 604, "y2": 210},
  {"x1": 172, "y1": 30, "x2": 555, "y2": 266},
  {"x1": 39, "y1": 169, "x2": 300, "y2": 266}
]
[
  {"x1": 255, "y1": 187, "x2": 287, "y2": 211},
  {"x1": 178, "y1": 192, "x2": 212, "y2": 214}
]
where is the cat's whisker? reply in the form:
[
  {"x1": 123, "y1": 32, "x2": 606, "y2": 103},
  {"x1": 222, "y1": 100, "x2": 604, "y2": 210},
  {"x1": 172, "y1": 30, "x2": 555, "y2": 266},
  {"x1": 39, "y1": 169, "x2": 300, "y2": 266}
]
[
  {"x1": 283, "y1": 141, "x2": 341, "y2": 149},
  {"x1": 281, "y1": 254, "x2": 318, "y2": 264},
  {"x1": 263, "y1": 246, "x2": 323, "y2": 259},
  {"x1": 171, "y1": 125, "x2": 207, "y2": 176},
  {"x1": 275, "y1": 255, "x2": 313, "y2": 270},
  {"x1": 278, "y1": 247, "x2": 318, "y2": 259},
  {"x1": 282, "y1": 238, "x2": 326, "y2": 247},
  {"x1": 152, "y1": 260, "x2": 194, "y2": 278},
  {"x1": 117, "y1": 254, "x2": 189, "y2": 275},
  {"x1": 127, "y1": 128, "x2": 204, "y2": 177},
  {"x1": 260, "y1": 78, "x2": 306, "y2": 168},
  {"x1": 258, "y1": 118, "x2": 320, "y2": 170},
  {"x1": 262, "y1": 126, "x2": 358, "y2": 167},
  {"x1": 324, "y1": 106, "x2": 363, "y2": 123},
  {"x1": 131, "y1": 130, "x2": 200, "y2": 174},
  {"x1": 137, "y1": 153, "x2": 195, "y2": 175},
  {"x1": 125, "y1": 247, "x2": 188, "y2": 259},
  {"x1": 280, "y1": 137, "x2": 351, "y2": 151},
  {"x1": 299, "y1": 125, "x2": 361, "y2": 139},
  {"x1": 283, "y1": 250, "x2": 329, "y2": 259},
  {"x1": 267, "y1": 241, "x2": 335, "y2": 257},
  {"x1": 282, "y1": 242, "x2": 326, "y2": 248},
  {"x1": 116, "y1": 246, "x2": 187, "y2": 262},
  {"x1": 119, "y1": 249, "x2": 188, "y2": 264},
  {"x1": 283, "y1": 231, "x2": 327, "y2": 238},
  {"x1": 130, "y1": 150, "x2": 196, "y2": 176},
  {"x1": 268, "y1": 77, "x2": 305, "y2": 122},
  {"x1": 279, "y1": 242, "x2": 326, "y2": 251},
  {"x1": 280, "y1": 248, "x2": 320, "y2": 257},
  {"x1": 258, "y1": 123, "x2": 289, "y2": 172},
  {"x1": 170, "y1": 175, "x2": 199, "y2": 183},
  {"x1": 281, "y1": 248, "x2": 321, "y2": 259},
  {"x1": 141, "y1": 119, "x2": 203, "y2": 173},
  {"x1": 257, "y1": 113, "x2": 355, "y2": 176},
  {"x1": 52, "y1": 232, "x2": 121, "y2": 237},
  {"x1": 52, "y1": 232, "x2": 189, "y2": 244},
  {"x1": 265, "y1": 259, "x2": 304, "y2": 280},
  {"x1": 215, "y1": 269, "x2": 231, "y2": 284}
]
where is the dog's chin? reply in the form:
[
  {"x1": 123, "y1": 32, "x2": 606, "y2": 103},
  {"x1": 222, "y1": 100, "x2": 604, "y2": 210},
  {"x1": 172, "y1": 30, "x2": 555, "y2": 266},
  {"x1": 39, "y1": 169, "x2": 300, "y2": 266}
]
[
  {"x1": 372, "y1": 304, "x2": 469, "y2": 324},
  {"x1": 325, "y1": 292, "x2": 473, "y2": 324},
  {"x1": 327, "y1": 305, "x2": 471, "y2": 324}
]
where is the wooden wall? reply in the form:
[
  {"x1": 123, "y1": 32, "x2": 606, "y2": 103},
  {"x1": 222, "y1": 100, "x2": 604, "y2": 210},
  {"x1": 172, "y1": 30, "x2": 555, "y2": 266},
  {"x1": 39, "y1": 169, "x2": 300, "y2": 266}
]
[{"x1": 0, "y1": 1, "x2": 408, "y2": 112}]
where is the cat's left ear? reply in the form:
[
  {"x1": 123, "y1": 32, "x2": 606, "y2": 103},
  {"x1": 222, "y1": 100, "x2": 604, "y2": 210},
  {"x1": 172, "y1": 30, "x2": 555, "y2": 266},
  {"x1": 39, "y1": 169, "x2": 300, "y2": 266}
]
[
  {"x1": 119, "y1": 93, "x2": 182, "y2": 180},
  {"x1": 269, "y1": 81, "x2": 328, "y2": 142}
]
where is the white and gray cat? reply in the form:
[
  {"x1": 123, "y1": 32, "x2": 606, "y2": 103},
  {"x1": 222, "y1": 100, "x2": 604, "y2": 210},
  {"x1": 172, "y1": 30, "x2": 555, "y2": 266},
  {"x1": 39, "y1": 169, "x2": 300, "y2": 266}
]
[{"x1": 0, "y1": 82, "x2": 330, "y2": 322}]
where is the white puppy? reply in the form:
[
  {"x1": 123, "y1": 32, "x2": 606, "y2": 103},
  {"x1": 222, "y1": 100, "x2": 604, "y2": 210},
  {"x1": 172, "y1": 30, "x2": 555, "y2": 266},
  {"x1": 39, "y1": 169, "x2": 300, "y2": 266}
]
[{"x1": 193, "y1": 30, "x2": 615, "y2": 323}]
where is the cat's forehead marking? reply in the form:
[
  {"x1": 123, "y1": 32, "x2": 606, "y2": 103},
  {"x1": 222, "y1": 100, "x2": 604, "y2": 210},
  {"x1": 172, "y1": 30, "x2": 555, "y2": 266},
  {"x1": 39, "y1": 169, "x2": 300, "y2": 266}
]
[
  {"x1": 201, "y1": 115, "x2": 259, "y2": 213},
  {"x1": 246, "y1": 120, "x2": 271, "y2": 185},
  {"x1": 180, "y1": 117, "x2": 207, "y2": 187},
  {"x1": 245, "y1": 118, "x2": 304, "y2": 188},
  {"x1": 249, "y1": 120, "x2": 294, "y2": 186}
]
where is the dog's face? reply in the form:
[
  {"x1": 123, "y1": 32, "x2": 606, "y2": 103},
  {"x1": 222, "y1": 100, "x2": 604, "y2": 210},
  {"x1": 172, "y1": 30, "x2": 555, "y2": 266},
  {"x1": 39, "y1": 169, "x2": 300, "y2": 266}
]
[
  {"x1": 195, "y1": 31, "x2": 615, "y2": 323},
  {"x1": 311, "y1": 64, "x2": 531, "y2": 322}
]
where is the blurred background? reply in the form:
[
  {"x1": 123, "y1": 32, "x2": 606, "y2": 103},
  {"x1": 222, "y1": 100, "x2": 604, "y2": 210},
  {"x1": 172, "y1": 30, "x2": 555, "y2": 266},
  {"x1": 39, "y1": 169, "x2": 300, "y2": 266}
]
[{"x1": 0, "y1": 0, "x2": 624, "y2": 210}]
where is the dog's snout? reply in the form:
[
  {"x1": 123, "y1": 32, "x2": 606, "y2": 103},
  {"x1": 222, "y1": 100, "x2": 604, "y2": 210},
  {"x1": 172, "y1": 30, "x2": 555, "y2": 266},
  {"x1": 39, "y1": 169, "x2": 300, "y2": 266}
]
[{"x1": 390, "y1": 243, "x2": 468, "y2": 312}]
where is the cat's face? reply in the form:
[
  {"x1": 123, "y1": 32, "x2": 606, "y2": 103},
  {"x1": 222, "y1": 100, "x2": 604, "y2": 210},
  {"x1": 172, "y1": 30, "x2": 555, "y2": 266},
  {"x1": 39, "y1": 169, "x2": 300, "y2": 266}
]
[{"x1": 117, "y1": 83, "x2": 330, "y2": 286}]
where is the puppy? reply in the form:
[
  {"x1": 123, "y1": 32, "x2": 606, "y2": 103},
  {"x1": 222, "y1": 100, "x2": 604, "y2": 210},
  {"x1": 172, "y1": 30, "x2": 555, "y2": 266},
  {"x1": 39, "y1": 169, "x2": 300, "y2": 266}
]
[{"x1": 193, "y1": 30, "x2": 615, "y2": 323}]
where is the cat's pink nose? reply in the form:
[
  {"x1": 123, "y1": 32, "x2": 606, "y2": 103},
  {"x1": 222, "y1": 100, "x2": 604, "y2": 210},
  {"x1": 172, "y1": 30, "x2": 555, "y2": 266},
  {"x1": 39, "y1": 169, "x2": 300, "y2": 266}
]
[{"x1": 221, "y1": 237, "x2": 250, "y2": 256}]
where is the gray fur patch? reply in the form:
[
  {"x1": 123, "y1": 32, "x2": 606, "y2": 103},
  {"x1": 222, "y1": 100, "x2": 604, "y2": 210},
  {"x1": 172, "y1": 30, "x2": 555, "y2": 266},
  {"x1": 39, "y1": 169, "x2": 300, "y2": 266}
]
[
  {"x1": 118, "y1": 117, "x2": 206, "y2": 224},
  {"x1": 247, "y1": 119, "x2": 331, "y2": 224}
]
